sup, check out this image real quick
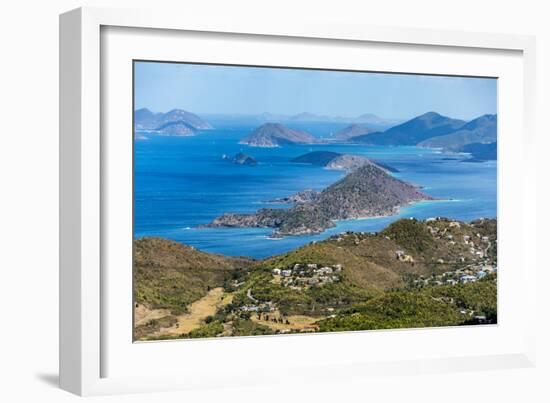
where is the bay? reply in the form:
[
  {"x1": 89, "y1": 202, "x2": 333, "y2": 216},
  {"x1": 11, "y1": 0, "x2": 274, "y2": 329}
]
[{"x1": 134, "y1": 117, "x2": 496, "y2": 259}]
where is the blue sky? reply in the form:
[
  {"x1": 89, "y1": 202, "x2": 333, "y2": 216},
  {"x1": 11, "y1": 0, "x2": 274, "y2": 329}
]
[{"x1": 134, "y1": 61, "x2": 497, "y2": 121}]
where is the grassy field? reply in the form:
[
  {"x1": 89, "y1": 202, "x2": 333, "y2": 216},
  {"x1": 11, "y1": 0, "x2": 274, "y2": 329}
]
[{"x1": 150, "y1": 287, "x2": 232, "y2": 337}]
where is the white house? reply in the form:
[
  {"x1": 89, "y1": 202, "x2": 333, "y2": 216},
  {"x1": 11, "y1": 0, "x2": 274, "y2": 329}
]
[
  {"x1": 460, "y1": 275, "x2": 477, "y2": 284},
  {"x1": 319, "y1": 267, "x2": 333, "y2": 274},
  {"x1": 476, "y1": 271, "x2": 487, "y2": 279}
]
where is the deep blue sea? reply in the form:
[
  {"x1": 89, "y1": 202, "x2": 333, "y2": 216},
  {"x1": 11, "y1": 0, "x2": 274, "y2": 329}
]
[{"x1": 134, "y1": 117, "x2": 497, "y2": 259}]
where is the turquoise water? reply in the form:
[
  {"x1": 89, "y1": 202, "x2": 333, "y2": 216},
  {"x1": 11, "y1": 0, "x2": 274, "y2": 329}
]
[{"x1": 134, "y1": 118, "x2": 496, "y2": 258}]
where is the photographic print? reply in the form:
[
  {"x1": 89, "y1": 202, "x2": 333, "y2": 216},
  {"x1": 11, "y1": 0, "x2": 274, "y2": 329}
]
[{"x1": 133, "y1": 61, "x2": 497, "y2": 341}]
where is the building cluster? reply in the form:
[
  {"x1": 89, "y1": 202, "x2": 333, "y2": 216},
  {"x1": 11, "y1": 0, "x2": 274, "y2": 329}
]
[
  {"x1": 412, "y1": 263, "x2": 497, "y2": 287},
  {"x1": 329, "y1": 231, "x2": 370, "y2": 244},
  {"x1": 272, "y1": 263, "x2": 343, "y2": 289},
  {"x1": 426, "y1": 218, "x2": 494, "y2": 261}
]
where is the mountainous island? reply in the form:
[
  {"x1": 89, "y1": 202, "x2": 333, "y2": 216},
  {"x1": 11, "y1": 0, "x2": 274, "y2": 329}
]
[
  {"x1": 291, "y1": 151, "x2": 398, "y2": 173},
  {"x1": 223, "y1": 152, "x2": 258, "y2": 166},
  {"x1": 331, "y1": 124, "x2": 374, "y2": 141},
  {"x1": 203, "y1": 164, "x2": 432, "y2": 237},
  {"x1": 154, "y1": 121, "x2": 197, "y2": 136},
  {"x1": 135, "y1": 217, "x2": 497, "y2": 340},
  {"x1": 417, "y1": 114, "x2": 497, "y2": 150},
  {"x1": 356, "y1": 112, "x2": 466, "y2": 146},
  {"x1": 239, "y1": 123, "x2": 318, "y2": 147},
  {"x1": 134, "y1": 108, "x2": 213, "y2": 137},
  {"x1": 346, "y1": 111, "x2": 497, "y2": 161}
]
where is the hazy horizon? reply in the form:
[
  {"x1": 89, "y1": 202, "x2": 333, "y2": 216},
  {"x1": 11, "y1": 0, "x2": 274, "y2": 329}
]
[{"x1": 134, "y1": 61, "x2": 497, "y2": 121}]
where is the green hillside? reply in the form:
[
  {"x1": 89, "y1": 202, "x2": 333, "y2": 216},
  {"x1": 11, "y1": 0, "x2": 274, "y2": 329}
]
[{"x1": 134, "y1": 218, "x2": 497, "y2": 340}]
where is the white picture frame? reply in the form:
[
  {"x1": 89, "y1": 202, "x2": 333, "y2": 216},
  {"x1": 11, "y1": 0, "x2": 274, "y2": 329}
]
[{"x1": 60, "y1": 6, "x2": 538, "y2": 396}]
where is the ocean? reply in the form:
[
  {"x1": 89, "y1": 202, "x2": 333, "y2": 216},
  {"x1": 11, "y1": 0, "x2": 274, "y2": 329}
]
[{"x1": 134, "y1": 117, "x2": 497, "y2": 259}]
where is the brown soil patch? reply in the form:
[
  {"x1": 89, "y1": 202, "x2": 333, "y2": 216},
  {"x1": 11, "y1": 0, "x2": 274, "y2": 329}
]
[
  {"x1": 250, "y1": 310, "x2": 320, "y2": 332},
  {"x1": 154, "y1": 287, "x2": 232, "y2": 337}
]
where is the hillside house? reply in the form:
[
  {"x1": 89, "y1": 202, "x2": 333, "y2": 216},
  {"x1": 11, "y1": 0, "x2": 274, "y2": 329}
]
[
  {"x1": 476, "y1": 271, "x2": 487, "y2": 279},
  {"x1": 460, "y1": 275, "x2": 477, "y2": 284},
  {"x1": 241, "y1": 305, "x2": 260, "y2": 312},
  {"x1": 318, "y1": 267, "x2": 333, "y2": 275}
]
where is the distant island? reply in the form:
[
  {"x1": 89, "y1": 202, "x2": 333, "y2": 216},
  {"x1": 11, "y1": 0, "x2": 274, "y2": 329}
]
[
  {"x1": 331, "y1": 124, "x2": 374, "y2": 141},
  {"x1": 241, "y1": 111, "x2": 403, "y2": 130},
  {"x1": 356, "y1": 111, "x2": 466, "y2": 146},
  {"x1": 203, "y1": 164, "x2": 432, "y2": 237},
  {"x1": 134, "y1": 108, "x2": 213, "y2": 137},
  {"x1": 239, "y1": 123, "x2": 318, "y2": 147},
  {"x1": 134, "y1": 108, "x2": 497, "y2": 161},
  {"x1": 291, "y1": 151, "x2": 398, "y2": 173},
  {"x1": 348, "y1": 111, "x2": 497, "y2": 161},
  {"x1": 417, "y1": 114, "x2": 497, "y2": 151},
  {"x1": 154, "y1": 121, "x2": 197, "y2": 136},
  {"x1": 135, "y1": 217, "x2": 497, "y2": 340},
  {"x1": 223, "y1": 152, "x2": 258, "y2": 166}
]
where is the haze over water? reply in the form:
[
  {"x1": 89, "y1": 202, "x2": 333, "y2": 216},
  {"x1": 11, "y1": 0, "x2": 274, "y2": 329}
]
[{"x1": 134, "y1": 117, "x2": 497, "y2": 259}]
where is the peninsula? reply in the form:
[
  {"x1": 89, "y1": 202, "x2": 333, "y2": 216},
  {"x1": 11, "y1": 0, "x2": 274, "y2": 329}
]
[{"x1": 203, "y1": 164, "x2": 432, "y2": 237}]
